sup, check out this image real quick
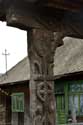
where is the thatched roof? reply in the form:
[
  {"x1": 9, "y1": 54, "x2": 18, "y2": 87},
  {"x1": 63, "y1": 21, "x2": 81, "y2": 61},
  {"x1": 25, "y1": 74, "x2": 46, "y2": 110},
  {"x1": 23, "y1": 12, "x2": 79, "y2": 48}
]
[{"x1": 1, "y1": 37, "x2": 83, "y2": 85}]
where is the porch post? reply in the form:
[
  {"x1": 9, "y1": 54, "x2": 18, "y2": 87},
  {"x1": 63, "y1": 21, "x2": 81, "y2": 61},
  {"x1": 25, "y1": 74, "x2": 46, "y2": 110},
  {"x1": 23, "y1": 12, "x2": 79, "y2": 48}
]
[{"x1": 27, "y1": 28, "x2": 64, "y2": 125}]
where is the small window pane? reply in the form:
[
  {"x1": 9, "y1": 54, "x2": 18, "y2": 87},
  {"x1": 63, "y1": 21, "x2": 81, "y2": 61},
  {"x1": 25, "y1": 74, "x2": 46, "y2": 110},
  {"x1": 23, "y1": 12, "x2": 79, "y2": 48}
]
[
  {"x1": 80, "y1": 84, "x2": 83, "y2": 91},
  {"x1": 69, "y1": 96, "x2": 73, "y2": 111},
  {"x1": 80, "y1": 95, "x2": 83, "y2": 114},
  {"x1": 69, "y1": 83, "x2": 80, "y2": 92},
  {"x1": 69, "y1": 95, "x2": 78, "y2": 115},
  {"x1": 74, "y1": 95, "x2": 79, "y2": 115},
  {"x1": 55, "y1": 84, "x2": 64, "y2": 94}
]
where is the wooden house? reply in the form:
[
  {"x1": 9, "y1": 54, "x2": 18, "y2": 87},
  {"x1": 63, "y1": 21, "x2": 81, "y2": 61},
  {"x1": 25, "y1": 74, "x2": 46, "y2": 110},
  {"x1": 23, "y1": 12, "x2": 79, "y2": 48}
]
[
  {"x1": 55, "y1": 71, "x2": 83, "y2": 124},
  {"x1": 54, "y1": 37, "x2": 83, "y2": 124},
  {"x1": 0, "y1": 57, "x2": 30, "y2": 125},
  {"x1": 0, "y1": 37, "x2": 83, "y2": 124}
]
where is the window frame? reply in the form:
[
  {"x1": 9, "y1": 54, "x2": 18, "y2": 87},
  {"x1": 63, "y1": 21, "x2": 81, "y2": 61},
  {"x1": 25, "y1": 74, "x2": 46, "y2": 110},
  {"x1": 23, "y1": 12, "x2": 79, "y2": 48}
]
[
  {"x1": 11, "y1": 92, "x2": 24, "y2": 112},
  {"x1": 68, "y1": 81, "x2": 83, "y2": 116}
]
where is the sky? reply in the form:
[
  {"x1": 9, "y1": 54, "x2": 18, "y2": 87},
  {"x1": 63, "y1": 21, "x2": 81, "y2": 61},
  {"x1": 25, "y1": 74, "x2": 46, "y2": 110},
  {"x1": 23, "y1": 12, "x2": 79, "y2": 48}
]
[{"x1": 0, "y1": 21, "x2": 27, "y2": 74}]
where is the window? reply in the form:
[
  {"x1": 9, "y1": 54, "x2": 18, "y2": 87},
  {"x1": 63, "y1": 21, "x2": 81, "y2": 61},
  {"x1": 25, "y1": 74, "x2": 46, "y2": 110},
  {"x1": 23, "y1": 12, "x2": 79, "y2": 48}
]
[
  {"x1": 11, "y1": 93, "x2": 24, "y2": 112},
  {"x1": 69, "y1": 95, "x2": 79, "y2": 115},
  {"x1": 55, "y1": 82, "x2": 64, "y2": 94},
  {"x1": 69, "y1": 82, "x2": 83, "y2": 116},
  {"x1": 55, "y1": 82, "x2": 65, "y2": 111},
  {"x1": 69, "y1": 83, "x2": 83, "y2": 92}
]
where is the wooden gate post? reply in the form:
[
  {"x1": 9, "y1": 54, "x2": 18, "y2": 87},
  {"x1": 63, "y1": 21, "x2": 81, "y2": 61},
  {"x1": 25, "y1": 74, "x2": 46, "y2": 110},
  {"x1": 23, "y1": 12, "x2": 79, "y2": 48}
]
[{"x1": 28, "y1": 28, "x2": 64, "y2": 125}]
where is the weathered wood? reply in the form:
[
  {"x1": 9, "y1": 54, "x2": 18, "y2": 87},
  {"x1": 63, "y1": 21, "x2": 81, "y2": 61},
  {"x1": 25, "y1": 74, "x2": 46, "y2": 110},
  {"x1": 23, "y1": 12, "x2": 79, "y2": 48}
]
[
  {"x1": 0, "y1": 0, "x2": 83, "y2": 38},
  {"x1": 28, "y1": 28, "x2": 65, "y2": 125},
  {"x1": 41, "y1": 0, "x2": 83, "y2": 12},
  {"x1": 0, "y1": 1, "x2": 83, "y2": 125}
]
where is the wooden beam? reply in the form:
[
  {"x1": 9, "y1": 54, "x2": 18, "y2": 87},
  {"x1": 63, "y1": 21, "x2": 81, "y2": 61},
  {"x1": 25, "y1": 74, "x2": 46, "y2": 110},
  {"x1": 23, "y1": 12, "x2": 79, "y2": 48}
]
[
  {"x1": 0, "y1": 0, "x2": 83, "y2": 38},
  {"x1": 41, "y1": 0, "x2": 83, "y2": 12}
]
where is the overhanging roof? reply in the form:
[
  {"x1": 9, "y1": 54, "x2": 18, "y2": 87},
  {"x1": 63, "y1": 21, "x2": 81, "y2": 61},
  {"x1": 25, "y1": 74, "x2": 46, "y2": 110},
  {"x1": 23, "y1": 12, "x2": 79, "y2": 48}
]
[
  {"x1": 55, "y1": 71, "x2": 83, "y2": 81},
  {"x1": 0, "y1": 57, "x2": 30, "y2": 85},
  {"x1": 38, "y1": 0, "x2": 83, "y2": 12},
  {"x1": 0, "y1": 1, "x2": 83, "y2": 38}
]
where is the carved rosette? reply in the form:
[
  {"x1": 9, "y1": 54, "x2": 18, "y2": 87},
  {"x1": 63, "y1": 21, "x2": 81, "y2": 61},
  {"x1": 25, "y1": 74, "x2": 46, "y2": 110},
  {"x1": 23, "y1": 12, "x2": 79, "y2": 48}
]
[{"x1": 28, "y1": 28, "x2": 64, "y2": 125}]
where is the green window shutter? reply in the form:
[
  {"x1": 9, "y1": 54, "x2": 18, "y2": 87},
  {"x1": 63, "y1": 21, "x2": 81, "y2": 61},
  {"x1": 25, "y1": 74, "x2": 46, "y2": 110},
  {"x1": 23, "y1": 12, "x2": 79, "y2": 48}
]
[{"x1": 11, "y1": 93, "x2": 24, "y2": 112}]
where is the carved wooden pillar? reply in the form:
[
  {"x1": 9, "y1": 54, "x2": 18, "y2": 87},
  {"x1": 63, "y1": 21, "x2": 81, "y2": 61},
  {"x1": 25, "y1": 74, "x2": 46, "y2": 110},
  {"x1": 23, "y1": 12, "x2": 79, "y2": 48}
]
[{"x1": 27, "y1": 28, "x2": 64, "y2": 125}]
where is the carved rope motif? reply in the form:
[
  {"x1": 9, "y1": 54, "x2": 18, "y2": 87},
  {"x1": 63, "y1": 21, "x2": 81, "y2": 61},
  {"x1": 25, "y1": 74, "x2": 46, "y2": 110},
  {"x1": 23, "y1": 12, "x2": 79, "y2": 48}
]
[{"x1": 37, "y1": 82, "x2": 53, "y2": 102}]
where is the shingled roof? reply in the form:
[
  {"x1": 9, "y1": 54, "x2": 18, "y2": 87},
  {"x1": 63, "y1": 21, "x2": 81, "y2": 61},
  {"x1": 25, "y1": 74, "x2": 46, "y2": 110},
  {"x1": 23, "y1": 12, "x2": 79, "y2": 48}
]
[
  {"x1": 0, "y1": 57, "x2": 30, "y2": 84},
  {"x1": 0, "y1": 37, "x2": 83, "y2": 85}
]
